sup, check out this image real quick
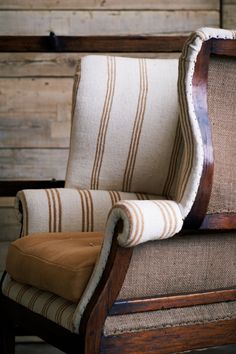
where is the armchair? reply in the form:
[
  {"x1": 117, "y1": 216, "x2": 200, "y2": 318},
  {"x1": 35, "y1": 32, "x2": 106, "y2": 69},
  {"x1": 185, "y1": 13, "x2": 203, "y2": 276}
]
[{"x1": 1, "y1": 28, "x2": 236, "y2": 354}]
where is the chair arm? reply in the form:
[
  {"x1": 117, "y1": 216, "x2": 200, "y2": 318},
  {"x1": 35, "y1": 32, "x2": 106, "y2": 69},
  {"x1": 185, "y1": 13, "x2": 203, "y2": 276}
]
[
  {"x1": 107, "y1": 200, "x2": 183, "y2": 247},
  {"x1": 15, "y1": 188, "x2": 112, "y2": 236},
  {"x1": 15, "y1": 189, "x2": 158, "y2": 236},
  {"x1": 73, "y1": 199, "x2": 183, "y2": 332}
]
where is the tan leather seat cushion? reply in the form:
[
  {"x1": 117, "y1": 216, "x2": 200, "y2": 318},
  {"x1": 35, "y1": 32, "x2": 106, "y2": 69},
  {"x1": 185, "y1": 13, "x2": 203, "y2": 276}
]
[{"x1": 6, "y1": 232, "x2": 104, "y2": 303}]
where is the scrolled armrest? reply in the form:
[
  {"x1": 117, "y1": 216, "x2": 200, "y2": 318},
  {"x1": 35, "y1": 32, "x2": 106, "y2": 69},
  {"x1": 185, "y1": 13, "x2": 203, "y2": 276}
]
[
  {"x1": 15, "y1": 189, "x2": 158, "y2": 237},
  {"x1": 15, "y1": 188, "x2": 115, "y2": 236},
  {"x1": 106, "y1": 200, "x2": 183, "y2": 247}
]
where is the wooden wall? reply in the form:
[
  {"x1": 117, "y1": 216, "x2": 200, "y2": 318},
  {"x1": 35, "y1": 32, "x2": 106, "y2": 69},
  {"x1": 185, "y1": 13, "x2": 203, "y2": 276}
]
[{"x1": 0, "y1": 0, "x2": 235, "y2": 277}]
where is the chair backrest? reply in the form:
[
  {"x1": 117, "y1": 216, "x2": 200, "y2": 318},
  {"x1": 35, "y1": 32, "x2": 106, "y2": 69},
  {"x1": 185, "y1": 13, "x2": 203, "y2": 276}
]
[
  {"x1": 65, "y1": 56, "x2": 180, "y2": 196},
  {"x1": 65, "y1": 54, "x2": 209, "y2": 221}
]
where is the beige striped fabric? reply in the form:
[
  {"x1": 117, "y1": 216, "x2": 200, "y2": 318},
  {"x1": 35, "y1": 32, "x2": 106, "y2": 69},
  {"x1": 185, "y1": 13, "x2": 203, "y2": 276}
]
[
  {"x1": 2, "y1": 273, "x2": 76, "y2": 332},
  {"x1": 65, "y1": 56, "x2": 180, "y2": 196},
  {"x1": 15, "y1": 188, "x2": 159, "y2": 236},
  {"x1": 107, "y1": 200, "x2": 183, "y2": 247}
]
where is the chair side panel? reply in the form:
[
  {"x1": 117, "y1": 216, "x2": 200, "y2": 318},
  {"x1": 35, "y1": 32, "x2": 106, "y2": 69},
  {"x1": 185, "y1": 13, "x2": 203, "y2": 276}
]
[
  {"x1": 117, "y1": 232, "x2": 236, "y2": 300},
  {"x1": 207, "y1": 56, "x2": 236, "y2": 214}
]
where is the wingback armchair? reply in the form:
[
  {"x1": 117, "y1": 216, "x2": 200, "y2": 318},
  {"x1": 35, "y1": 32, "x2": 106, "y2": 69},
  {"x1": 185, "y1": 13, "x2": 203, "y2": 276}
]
[{"x1": 1, "y1": 28, "x2": 236, "y2": 354}]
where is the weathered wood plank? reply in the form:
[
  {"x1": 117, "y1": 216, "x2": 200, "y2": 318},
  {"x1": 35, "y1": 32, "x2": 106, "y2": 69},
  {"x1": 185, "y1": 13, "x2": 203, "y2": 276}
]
[
  {"x1": 0, "y1": 197, "x2": 15, "y2": 207},
  {"x1": 0, "y1": 199, "x2": 21, "y2": 242},
  {"x1": 0, "y1": 52, "x2": 180, "y2": 77},
  {"x1": 0, "y1": 0, "x2": 220, "y2": 10},
  {"x1": 224, "y1": 0, "x2": 236, "y2": 4},
  {"x1": 0, "y1": 11, "x2": 219, "y2": 36},
  {"x1": 223, "y1": 5, "x2": 236, "y2": 28},
  {"x1": 0, "y1": 222, "x2": 21, "y2": 242},
  {"x1": 0, "y1": 149, "x2": 68, "y2": 179},
  {"x1": 0, "y1": 242, "x2": 11, "y2": 272},
  {"x1": 0, "y1": 78, "x2": 72, "y2": 148}
]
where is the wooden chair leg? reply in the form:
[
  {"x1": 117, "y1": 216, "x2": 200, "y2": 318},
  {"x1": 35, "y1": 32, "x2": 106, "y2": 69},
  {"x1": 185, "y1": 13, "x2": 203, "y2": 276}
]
[{"x1": 0, "y1": 320, "x2": 15, "y2": 354}]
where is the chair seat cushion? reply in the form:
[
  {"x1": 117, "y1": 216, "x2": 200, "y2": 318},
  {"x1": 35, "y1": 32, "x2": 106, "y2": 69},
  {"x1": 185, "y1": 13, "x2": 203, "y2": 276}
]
[{"x1": 6, "y1": 232, "x2": 104, "y2": 303}]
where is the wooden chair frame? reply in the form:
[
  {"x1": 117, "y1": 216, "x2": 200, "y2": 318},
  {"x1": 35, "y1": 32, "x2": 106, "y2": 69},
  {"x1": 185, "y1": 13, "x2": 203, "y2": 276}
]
[{"x1": 0, "y1": 34, "x2": 236, "y2": 354}]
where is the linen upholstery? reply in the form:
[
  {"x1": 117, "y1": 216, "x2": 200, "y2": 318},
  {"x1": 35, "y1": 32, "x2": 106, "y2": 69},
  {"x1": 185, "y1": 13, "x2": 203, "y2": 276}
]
[
  {"x1": 207, "y1": 56, "x2": 236, "y2": 213},
  {"x1": 6, "y1": 232, "x2": 103, "y2": 303},
  {"x1": 16, "y1": 188, "x2": 158, "y2": 236},
  {"x1": 177, "y1": 27, "x2": 236, "y2": 215},
  {"x1": 118, "y1": 232, "x2": 236, "y2": 299},
  {"x1": 104, "y1": 301, "x2": 236, "y2": 336}
]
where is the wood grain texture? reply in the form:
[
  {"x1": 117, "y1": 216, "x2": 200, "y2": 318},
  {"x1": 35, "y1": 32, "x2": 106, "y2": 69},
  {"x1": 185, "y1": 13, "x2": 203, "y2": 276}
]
[
  {"x1": 0, "y1": 52, "x2": 180, "y2": 77},
  {"x1": 0, "y1": 0, "x2": 220, "y2": 10},
  {"x1": 110, "y1": 288, "x2": 236, "y2": 315},
  {"x1": 0, "y1": 36, "x2": 187, "y2": 52},
  {"x1": 0, "y1": 149, "x2": 68, "y2": 179},
  {"x1": 101, "y1": 319, "x2": 236, "y2": 354},
  {"x1": 201, "y1": 213, "x2": 236, "y2": 229},
  {"x1": 223, "y1": 4, "x2": 236, "y2": 28},
  {"x1": 0, "y1": 200, "x2": 21, "y2": 242},
  {"x1": 184, "y1": 41, "x2": 214, "y2": 228},
  {"x1": 0, "y1": 242, "x2": 11, "y2": 271},
  {"x1": 0, "y1": 11, "x2": 219, "y2": 36},
  {"x1": 0, "y1": 78, "x2": 72, "y2": 148}
]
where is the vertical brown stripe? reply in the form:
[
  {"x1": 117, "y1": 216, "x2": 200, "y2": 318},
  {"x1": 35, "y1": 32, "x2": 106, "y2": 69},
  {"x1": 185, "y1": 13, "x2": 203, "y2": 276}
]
[
  {"x1": 136, "y1": 193, "x2": 149, "y2": 200},
  {"x1": 55, "y1": 189, "x2": 62, "y2": 232},
  {"x1": 108, "y1": 191, "x2": 116, "y2": 206},
  {"x1": 123, "y1": 59, "x2": 148, "y2": 192},
  {"x1": 176, "y1": 34, "x2": 197, "y2": 202},
  {"x1": 123, "y1": 201, "x2": 143, "y2": 247},
  {"x1": 50, "y1": 189, "x2": 57, "y2": 232},
  {"x1": 5, "y1": 279, "x2": 15, "y2": 297},
  {"x1": 78, "y1": 189, "x2": 86, "y2": 232},
  {"x1": 55, "y1": 302, "x2": 71, "y2": 326},
  {"x1": 160, "y1": 202, "x2": 173, "y2": 237},
  {"x1": 42, "y1": 295, "x2": 58, "y2": 317},
  {"x1": 86, "y1": 190, "x2": 94, "y2": 232},
  {"x1": 20, "y1": 192, "x2": 29, "y2": 236},
  {"x1": 91, "y1": 56, "x2": 116, "y2": 189},
  {"x1": 16, "y1": 284, "x2": 30, "y2": 303},
  {"x1": 45, "y1": 189, "x2": 52, "y2": 232},
  {"x1": 28, "y1": 289, "x2": 43, "y2": 311},
  {"x1": 166, "y1": 202, "x2": 179, "y2": 235},
  {"x1": 83, "y1": 190, "x2": 90, "y2": 232},
  {"x1": 152, "y1": 201, "x2": 168, "y2": 239},
  {"x1": 109, "y1": 191, "x2": 121, "y2": 206},
  {"x1": 113, "y1": 191, "x2": 121, "y2": 203}
]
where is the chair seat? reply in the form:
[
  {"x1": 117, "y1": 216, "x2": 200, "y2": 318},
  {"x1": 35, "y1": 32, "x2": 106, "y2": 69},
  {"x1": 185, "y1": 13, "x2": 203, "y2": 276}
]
[{"x1": 6, "y1": 232, "x2": 104, "y2": 303}]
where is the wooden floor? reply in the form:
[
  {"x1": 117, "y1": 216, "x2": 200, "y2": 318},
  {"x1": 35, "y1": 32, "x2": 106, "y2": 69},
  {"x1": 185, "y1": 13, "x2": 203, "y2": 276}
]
[{"x1": 15, "y1": 343, "x2": 236, "y2": 354}]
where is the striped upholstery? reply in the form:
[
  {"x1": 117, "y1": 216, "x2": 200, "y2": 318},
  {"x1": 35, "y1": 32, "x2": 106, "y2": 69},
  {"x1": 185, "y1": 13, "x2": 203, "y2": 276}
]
[
  {"x1": 16, "y1": 189, "x2": 159, "y2": 236},
  {"x1": 66, "y1": 56, "x2": 180, "y2": 198},
  {"x1": 107, "y1": 200, "x2": 182, "y2": 247},
  {"x1": 2, "y1": 273, "x2": 76, "y2": 332}
]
